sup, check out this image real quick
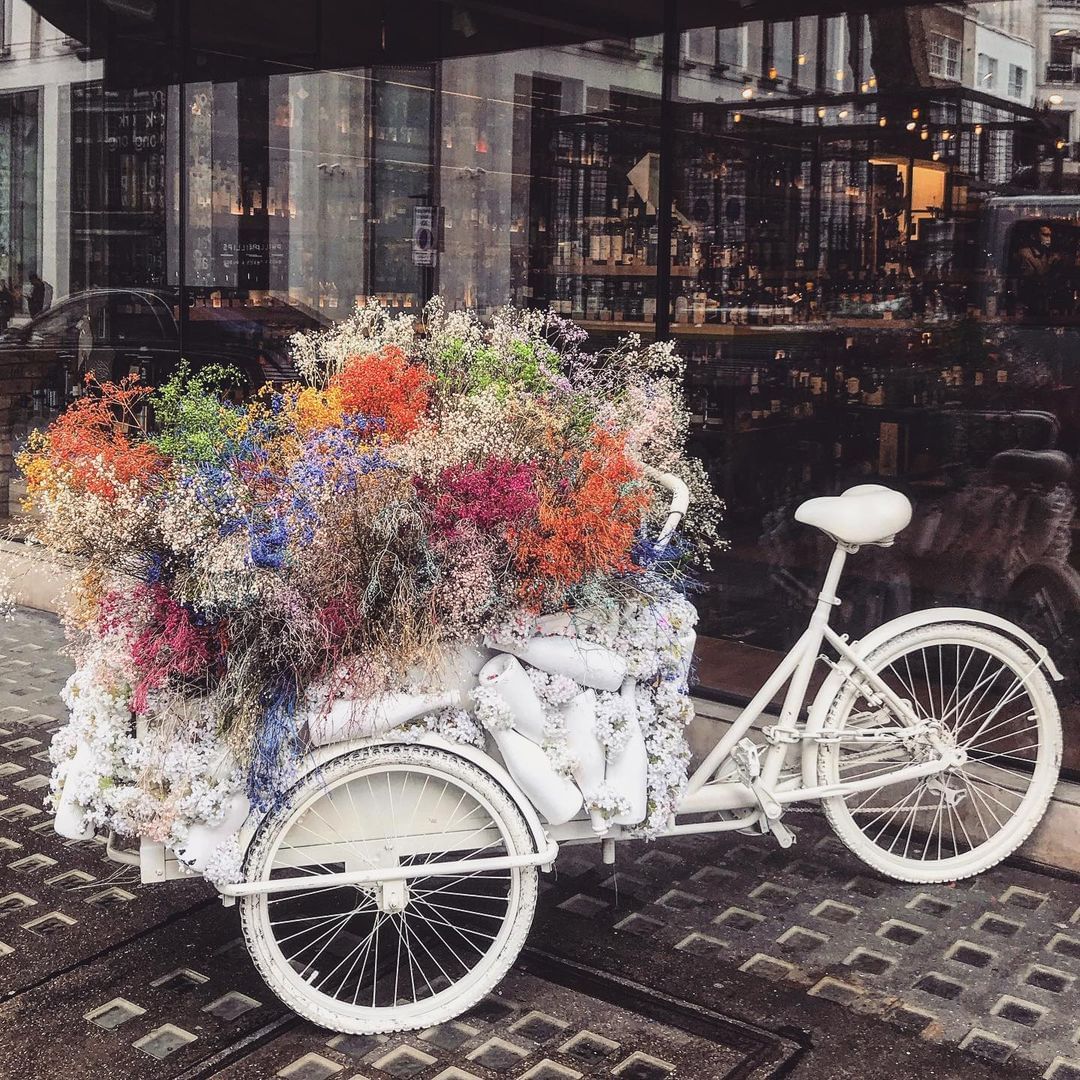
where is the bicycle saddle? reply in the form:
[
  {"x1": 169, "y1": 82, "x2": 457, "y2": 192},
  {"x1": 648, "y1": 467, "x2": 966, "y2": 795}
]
[
  {"x1": 989, "y1": 449, "x2": 1073, "y2": 486},
  {"x1": 794, "y1": 484, "x2": 913, "y2": 547}
]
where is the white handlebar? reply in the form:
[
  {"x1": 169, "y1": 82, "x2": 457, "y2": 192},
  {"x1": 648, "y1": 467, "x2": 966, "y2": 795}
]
[{"x1": 642, "y1": 464, "x2": 691, "y2": 551}]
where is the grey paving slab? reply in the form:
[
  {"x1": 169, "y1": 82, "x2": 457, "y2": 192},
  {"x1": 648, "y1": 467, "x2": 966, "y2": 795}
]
[
  {"x1": 532, "y1": 820, "x2": 1080, "y2": 1078},
  {"x1": 0, "y1": 610, "x2": 210, "y2": 997},
  {"x1": 207, "y1": 966, "x2": 790, "y2": 1080},
  {"x1": 1, "y1": 607, "x2": 1077, "y2": 1080},
  {"x1": 0, "y1": 903, "x2": 287, "y2": 1079}
]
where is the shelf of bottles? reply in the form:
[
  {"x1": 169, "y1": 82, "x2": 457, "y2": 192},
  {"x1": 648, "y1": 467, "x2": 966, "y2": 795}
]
[
  {"x1": 680, "y1": 319, "x2": 1041, "y2": 511},
  {"x1": 530, "y1": 117, "x2": 662, "y2": 329}
]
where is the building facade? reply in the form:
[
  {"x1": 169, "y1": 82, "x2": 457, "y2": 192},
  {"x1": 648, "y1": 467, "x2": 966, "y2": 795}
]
[{"x1": 2, "y1": 0, "x2": 1079, "y2": 777}]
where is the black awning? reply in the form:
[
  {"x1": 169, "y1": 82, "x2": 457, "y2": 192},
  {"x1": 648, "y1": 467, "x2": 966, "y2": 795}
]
[{"x1": 29, "y1": 0, "x2": 967, "y2": 84}]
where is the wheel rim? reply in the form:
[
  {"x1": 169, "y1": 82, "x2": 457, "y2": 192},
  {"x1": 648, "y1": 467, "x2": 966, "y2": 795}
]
[
  {"x1": 249, "y1": 761, "x2": 525, "y2": 1021},
  {"x1": 827, "y1": 634, "x2": 1055, "y2": 870}
]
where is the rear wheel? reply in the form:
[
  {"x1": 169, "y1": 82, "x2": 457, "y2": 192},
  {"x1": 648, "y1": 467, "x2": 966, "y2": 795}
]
[
  {"x1": 240, "y1": 744, "x2": 538, "y2": 1033},
  {"x1": 816, "y1": 623, "x2": 1061, "y2": 883}
]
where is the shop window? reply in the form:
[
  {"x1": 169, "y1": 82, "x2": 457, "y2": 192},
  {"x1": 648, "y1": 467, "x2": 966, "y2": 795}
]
[
  {"x1": 928, "y1": 32, "x2": 960, "y2": 80},
  {"x1": 1009, "y1": 63, "x2": 1026, "y2": 99},
  {"x1": 685, "y1": 28, "x2": 715, "y2": 67},
  {"x1": 717, "y1": 27, "x2": 743, "y2": 69}
]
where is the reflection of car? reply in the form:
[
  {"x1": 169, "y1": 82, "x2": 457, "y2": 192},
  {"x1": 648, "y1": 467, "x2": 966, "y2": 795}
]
[{"x1": 0, "y1": 288, "x2": 327, "y2": 394}]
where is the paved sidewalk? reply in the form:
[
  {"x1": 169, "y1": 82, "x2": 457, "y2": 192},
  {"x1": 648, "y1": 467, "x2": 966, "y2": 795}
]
[{"x1": 2, "y1": 607, "x2": 1080, "y2": 1079}]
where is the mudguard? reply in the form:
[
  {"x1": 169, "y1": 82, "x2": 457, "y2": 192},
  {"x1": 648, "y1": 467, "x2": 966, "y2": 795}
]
[
  {"x1": 236, "y1": 732, "x2": 555, "y2": 867},
  {"x1": 800, "y1": 607, "x2": 1063, "y2": 787}
]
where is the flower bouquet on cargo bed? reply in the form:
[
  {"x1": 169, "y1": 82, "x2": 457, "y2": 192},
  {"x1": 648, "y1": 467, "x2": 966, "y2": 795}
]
[{"x1": 14, "y1": 300, "x2": 723, "y2": 883}]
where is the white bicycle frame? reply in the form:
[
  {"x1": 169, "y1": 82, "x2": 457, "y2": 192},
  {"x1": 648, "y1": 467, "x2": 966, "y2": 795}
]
[{"x1": 204, "y1": 471, "x2": 1060, "y2": 898}]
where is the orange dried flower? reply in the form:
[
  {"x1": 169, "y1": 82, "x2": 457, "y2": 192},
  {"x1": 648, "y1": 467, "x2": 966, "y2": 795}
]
[
  {"x1": 329, "y1": 346, "x2": 432, "y2": 440},
  {"x1": 509, "y1": 427, "x2": 652, "y2": 607},
  {"x1": 23, "y1": 375, "x2": 164, "y2": 501}
]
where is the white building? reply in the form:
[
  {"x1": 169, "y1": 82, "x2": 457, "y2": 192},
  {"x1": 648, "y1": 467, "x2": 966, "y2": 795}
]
[{"x1": 0, "y1": 1, "x2": 99, "y2": 303}]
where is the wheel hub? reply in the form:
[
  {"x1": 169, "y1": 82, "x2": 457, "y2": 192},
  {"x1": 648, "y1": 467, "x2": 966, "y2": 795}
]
[
  {"x1": 375, "y1": 879, "x2": 410, "y2": 914},
  {"x1": 926, "y1": 774, "x2": 968, "y2": 808}
]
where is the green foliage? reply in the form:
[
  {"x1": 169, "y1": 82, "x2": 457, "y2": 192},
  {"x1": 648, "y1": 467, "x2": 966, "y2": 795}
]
[
  {"x1": 149, "y1": 363, "x2": 247, "y2": 465},
  {"x1": 430, "y1": 337, "x2": 561, "y2": 397}
]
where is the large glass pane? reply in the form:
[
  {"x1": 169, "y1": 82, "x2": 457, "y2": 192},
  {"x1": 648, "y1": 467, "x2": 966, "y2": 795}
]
[
  {"x1": 675, "y1": 0, "x2": 1080, "y2": 770},
  {"x1": 437, "y1": 36, "x2": 663, "y2": 328}
]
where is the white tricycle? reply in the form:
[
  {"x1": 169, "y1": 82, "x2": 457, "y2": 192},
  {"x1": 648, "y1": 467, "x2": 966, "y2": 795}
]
[{"x1": 106, "y1": 477, "x2": 1064, "y2": 1034}]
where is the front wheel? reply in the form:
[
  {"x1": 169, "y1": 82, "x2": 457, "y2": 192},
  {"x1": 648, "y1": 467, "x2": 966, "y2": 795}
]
[
  {"x1": 815, "y1": 623, "x2": 1061, "y2": 883},
  {"x1": 240, "y1": 743, "x2": 539, "y2": 1033}
]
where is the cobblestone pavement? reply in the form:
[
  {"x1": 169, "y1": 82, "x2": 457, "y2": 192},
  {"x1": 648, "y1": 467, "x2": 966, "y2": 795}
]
[{"x1": 3, "y1": 608, "x2": 1080, "y2": 1079}]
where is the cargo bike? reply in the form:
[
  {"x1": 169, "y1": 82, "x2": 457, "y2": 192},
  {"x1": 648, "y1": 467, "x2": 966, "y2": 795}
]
[{"x1": 97, "y1": 475, "x2": 1063, "y2": 1034}]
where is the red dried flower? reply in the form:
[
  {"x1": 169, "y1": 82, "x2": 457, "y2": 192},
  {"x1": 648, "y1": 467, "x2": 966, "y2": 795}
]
[{"x1": 329, "y1": 346, "x2": 432, "y2": 440}]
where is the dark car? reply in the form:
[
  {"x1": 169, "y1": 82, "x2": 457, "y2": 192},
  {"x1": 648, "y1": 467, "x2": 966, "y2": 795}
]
[{"x1": 0, "y1": 287, "x2": 327, "y2": 397}]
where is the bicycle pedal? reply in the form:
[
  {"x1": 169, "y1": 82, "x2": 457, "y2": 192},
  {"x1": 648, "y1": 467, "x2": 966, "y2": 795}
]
[{"x1": 767, "y1": 819, "x2": 797, "y2": 849}]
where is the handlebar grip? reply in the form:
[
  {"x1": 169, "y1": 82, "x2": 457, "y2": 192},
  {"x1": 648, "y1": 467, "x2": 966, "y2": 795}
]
[{"x1": 641, "y1": 464, "x2": 691, "y2": 550}]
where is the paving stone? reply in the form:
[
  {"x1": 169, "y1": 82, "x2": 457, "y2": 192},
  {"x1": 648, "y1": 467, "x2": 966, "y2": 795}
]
[
  {"x1": 776, "y1": 925, "x2": 829, "y2": 957},
  {"x1": 959, "y1": 1029, "x2": 1018, "y2": 1064},
  {"x1": 614, "y1": 912, "x2": 664, "y2": 937},
  {"x1": 203, "y1": 991, "x2": 262, "y2": 1021},
  {"x1": 713, "y1": 906, "x2": 763, "y2": 931},
  {"x1": 556, "y1": 893, "x2": 608, "y2": 918},
  {"x1": 611, "y1": 1050, "x2": 676, "y2": 1078},
  {"x1": 845, "y1": 947, "x2": 896, "y2": 975},
  {"x1": 739, "y1": 953, "x2": 796, "y2": 981},
  {"x1": 945, "y1": 940, "x2": 996, "y2": 969},
  {"x1": 999, "y1": 886, "x2": 1049, "y2": 912},
  {"x1": 84, "y1": 997, "x2": 146, "y2": 1030},
  {"x1": 913, "y1": 972, "x2": 966, "y2": 1001},
  {"x1": 276, "y1": 1054, "x2": 344, "y2": 1079},
  {"x1": 674, "y1": 931, "x2": 727, "y2": 955},
  {"x1": 748, "y1": 881, "x2": 797, "y2": 908},
  {"x1": 371, "y1": 1044, "x2": 439, "y2": 1076},
  {"x1": 1023, "y1": 964, "x2": 1075, "y2": 994},
  {"x1": 991, "y1": 995, "x2": 1047, "y2": 1028},
  {"x1": 1046, "y1": 1057, "x2": 1080, "y2": 1080},
  {"x1": 886, "y1": 1006, "x2": 936, "y2": 1035},
  {"x1": 974, "y1": 912, "x2": 1024, "y2": 938},
  {"x1": 132, "y1": 1023, "x2": 198, "y2": 1060},
  {"x1": 906, "y1": 893, "x2": 954, "y2": 918},
  {"x1": 466, "y1": 1036, "x2": 530, "y2": 1071},
  {"x1": 509, "y1": 1009, "x2": 568, "y2": 1043},
  {"x1": 1048, "y1": 934, "x2": 1080, "y2": 961},
  {"x1": 807, "y1": 977, "x2": 865, "y2": 1005},
  {"x1": 463, "y1": 995, "x2": 518, "y2": 1026},
  {"x1": 810, "y1": 899, "x2": 860, "y2": 924},
  {"x1": 5, "y1": 608, "x2": 1080, "y2": 1079},
  {"x1": 559, "y1": 1030, "x2": 620, "y2": 1067},
  {"x1": 519, "y1": 1061, "x2": 583, "y2": 1080},
  {"x1": 878, "y1": 919, "x2": 930, "y2": 946}
]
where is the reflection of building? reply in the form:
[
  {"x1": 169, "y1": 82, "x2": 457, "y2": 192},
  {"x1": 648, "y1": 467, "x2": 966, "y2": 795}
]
[
  {"x1": 1036, "y1": 0, "x2": 1080, "y2": 169},
  {"x1": 5, "y1": 0, "x2": 1080, "y2": 858},
  {"x1": 0, "y1": 1, "x2": 100, "y2": 302}
]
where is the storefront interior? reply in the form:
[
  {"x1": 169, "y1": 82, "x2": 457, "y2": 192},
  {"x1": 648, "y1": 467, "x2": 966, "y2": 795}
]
[{"x1": 4, "y1": 0, "x2": 1079, "y2": 767}]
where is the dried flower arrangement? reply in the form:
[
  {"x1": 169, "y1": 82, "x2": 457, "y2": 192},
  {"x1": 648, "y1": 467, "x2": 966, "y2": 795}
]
[{"x1": 16, "y1": 301, "x2": 724, "y2": 882}]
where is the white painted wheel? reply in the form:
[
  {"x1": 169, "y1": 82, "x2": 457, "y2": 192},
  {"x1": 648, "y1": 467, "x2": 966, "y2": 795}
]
[
  {"x1": 816, "y1": 624, "x2": 1061, "y2": 883},
  {"x1": 240, "y1": 744, "x2": 538, "y2": 1033}
]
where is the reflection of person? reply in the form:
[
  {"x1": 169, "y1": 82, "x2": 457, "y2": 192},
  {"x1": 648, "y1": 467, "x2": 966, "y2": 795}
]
[
  {"x1": 1016, "y1": 224, "x2": 1067, "y2": 316},
  {"x1": 0, "y1": 281, "x2": 13, "y2": 330},
  {"x1": 1017, "y1": 225, "x2": 1062, "y2": 278},
  {"x1": 27, "y1": 272, "x2": 52, "y2": 317}
]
